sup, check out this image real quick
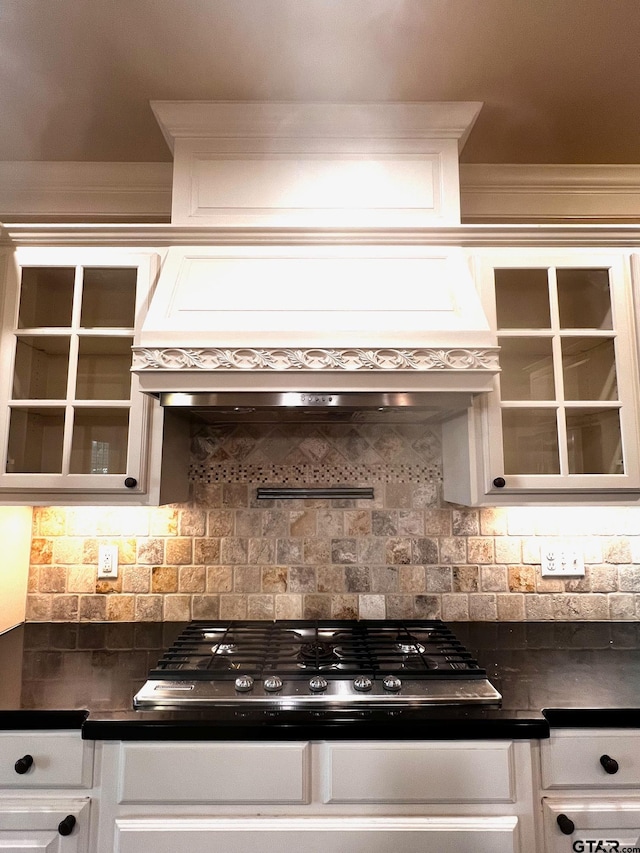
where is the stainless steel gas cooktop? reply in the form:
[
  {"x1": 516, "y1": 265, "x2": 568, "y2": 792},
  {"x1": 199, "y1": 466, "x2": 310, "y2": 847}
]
[{"x1": 133, "y1": 620, "x2": 501, "y2": 711}]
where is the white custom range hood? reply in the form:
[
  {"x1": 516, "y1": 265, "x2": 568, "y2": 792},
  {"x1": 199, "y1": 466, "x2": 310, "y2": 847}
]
[{"x1": 133, "y1": 101, "x2": 499, "y2": 420}]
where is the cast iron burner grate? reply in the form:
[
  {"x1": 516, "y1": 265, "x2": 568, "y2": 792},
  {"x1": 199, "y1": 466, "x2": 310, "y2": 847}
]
[{"x1": 148, "y1": 619, "x2": 487, "y2": 682}]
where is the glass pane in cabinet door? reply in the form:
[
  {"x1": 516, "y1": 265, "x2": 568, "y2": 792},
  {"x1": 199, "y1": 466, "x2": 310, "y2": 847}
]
[
  {"x1": 70, "y1": 408, "x2": 129, "y2": 473},
  {"x1": 13, "y1": 337, "x2": 70, "y2": 399},
  {"x1": 502, "y1": 408, "x2": 560, "y2": 474},
  {"x1": 566, "y1": 408, "x2": 623, "y2": 474},
  {"x1": 557, "y1": 268, "x2": 612, "y2": 329},
  {"x1": 6, "y1": 407, "x2": 64, "y2": 473},
  {"x1": 81, "y1": 268, "x2": 137, "y2": 328},
  {"x1": 18, "y1": 268, "x2": 74, "y2": 328},
  {"x1": 495, "y1": 269, "x2": 551, "y2": 329},
  {"x1": 498, "y1": 337, "x2": 555, "y2": 400},
  {"x1": 76, "y1": 337, "x2": 133, "y2": 400},
  {"x1": 562, "y1": 337, "x2": 618, "y2": 401}
]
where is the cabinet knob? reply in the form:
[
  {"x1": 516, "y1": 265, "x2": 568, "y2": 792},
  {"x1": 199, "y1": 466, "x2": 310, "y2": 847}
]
[
  {"x1": 557, "y1": 813, "x2": 575, "y2": 835},
  {"x1": 492, "y1": 477, "x2": 506, "y2": 488},
  {"x1": 57, "y1": 815, "x2": 76, "y2": 836},
  {"x1": 14, "y1": 754, "x2": 33, "y2": 774},
  {"x1": 124, "y1": 477, "x2": 138, "y2": 489},
  {"x1": 600, "y1": 754, "x2": 619, "y2": 774}
]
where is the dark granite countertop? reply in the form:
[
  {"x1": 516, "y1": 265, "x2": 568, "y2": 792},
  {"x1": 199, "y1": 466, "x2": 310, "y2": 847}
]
[{"x1": 1, "y1": 621, "x2": 640, "y2": 740}]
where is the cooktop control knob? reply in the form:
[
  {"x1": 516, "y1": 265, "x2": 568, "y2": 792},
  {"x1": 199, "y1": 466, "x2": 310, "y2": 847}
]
[
  {"x1": 309, "y1": 676, "x2": 328, "y2": 692},
  {"x1": 263, "y1": 676, "x2": 283, "y2": 693},
  {"x1": 354, "y1": 676, "x2": 373, "y2": 692},
  {"x1": 382, "y1": 675, "x2": 402, "y2": 692},
  {"x1": 234, "y1": 674, "x2": 254, "y2": 692}
]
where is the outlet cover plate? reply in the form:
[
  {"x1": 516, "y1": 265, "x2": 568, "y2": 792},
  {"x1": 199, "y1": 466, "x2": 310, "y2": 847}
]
[
  {"x1": 97, "y1": 544, "x2": 119, "y2": 579},
  {"x1": 540, "y1": 539, "x2": 585, "y2": 577}
]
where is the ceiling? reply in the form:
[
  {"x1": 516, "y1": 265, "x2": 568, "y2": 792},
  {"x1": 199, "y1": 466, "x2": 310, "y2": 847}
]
[{"x1": 2, "y1": 0, "x2": 640, "y2": 165}]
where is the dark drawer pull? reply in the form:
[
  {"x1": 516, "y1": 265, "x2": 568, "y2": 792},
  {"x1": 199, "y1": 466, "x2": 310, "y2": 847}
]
[
  {"x1": 492, "y1": 477, "x2": 506, "y2": 488},
  {"x1": 600, "y1": 754, "x2": 619, "y2": 774},
  {"x1": 58, "y1": 815, "x2": 76, "y2": 836},
  {"x1": 557, "y1": 813, "x2": 575, "y2": 835},
  {"x1": 14, "y1": 754, "x2": 33, "y2": 774}
]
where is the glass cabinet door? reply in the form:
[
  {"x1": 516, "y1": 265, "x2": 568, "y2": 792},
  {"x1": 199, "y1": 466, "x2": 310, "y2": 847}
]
[
  {"x1": 0, "y1": 250, "x2": 155, "y2": 493},
  {"x1": 482, "y1": 252, "x2": 640, "y2": 493}
]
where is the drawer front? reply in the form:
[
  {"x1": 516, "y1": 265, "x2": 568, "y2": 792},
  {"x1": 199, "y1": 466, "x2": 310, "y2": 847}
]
[
  {"x1": 119, "y1": 741, "x2": 310, "y2": 804},
  {"x1": 542, "y1": 731, "x2": 640, "y2": 789},
  {"x1": 542, "y1": 798, "x2": 640, "y2": 853},
  {"x1": 323, "y1": 741, "x2": 515, "y2": 803},
  {"x1": 114, "y1": 816, "x2": 519, "y2": 853},
  {"x1": 0, "y1": 732, "x2": 92, "y2": 788},
  {"x1": 0, "y1": 797, "x2": 90, "y2": 853}
]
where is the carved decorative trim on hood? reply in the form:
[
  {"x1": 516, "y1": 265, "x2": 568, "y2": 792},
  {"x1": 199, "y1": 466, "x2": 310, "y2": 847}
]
[{"x1": 132, "y1": 346, "x2": 500, "y2": 372}]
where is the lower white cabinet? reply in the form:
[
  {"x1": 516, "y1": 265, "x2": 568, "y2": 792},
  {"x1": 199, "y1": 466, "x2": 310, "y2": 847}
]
[
  {"x1": 0, "y1": 731, "x2": 93, "y2": 852},
  {"x1": 95, "y1": 739, "x2": 538, "y2": 853},
  {"x1": 540, "y1": 729, "x2": 640, "y2": 852}
]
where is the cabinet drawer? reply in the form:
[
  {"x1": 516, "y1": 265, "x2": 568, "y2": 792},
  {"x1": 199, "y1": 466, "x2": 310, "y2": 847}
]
[
  {"x1": 0, "y1": 732, "x2": 92, "y2": 788},
  {"x1": 118, "y1": 741, "x2": 310, "y2": 804},
  {"x1": 542, "y1": 798, "x2": 640, "y2": 853},
  {"x1": 0, "y1": 797, "x2": 90, "y2": 852},
  {"x1": 323, "y1": 741, "x2": 515, "y2": 803},
  {"x1": 541, "y1": 730, "x2": 640, "y2": 789}
]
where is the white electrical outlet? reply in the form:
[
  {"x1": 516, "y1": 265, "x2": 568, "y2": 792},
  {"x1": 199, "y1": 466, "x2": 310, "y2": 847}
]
[
  {"x1": 540, "y1": 540, "x2": 585, "y2": 577},
  {"x1": 97, "y1": 544, "x2": 119, "y2": 579}
]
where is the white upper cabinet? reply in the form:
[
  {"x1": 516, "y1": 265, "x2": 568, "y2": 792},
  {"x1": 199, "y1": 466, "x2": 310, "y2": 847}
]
[
  {"x1": 0, "y1": 248, "x2": 167, "y2": 499},
  {"x1": 444, "y1": 249, "x2": 640, "y2": 505}
]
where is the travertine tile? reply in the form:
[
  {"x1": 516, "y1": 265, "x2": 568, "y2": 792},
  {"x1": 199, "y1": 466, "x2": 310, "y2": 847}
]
[
  {"x1": 425, "y1": 566, "x2": 452, "y2": 593},
  {"x1": 121, "y1": 567, "x2": 151, "y2": 594},
  {"x1": 30, "y1": 538, "x2": 53, "y2": 564},
  {"x1": 303, "y1": 594, "x2": 331, "y2": 619},
  {"x1": 219, "y1": 594, "x2": 248, "y2": 620},
  {"x1": 208, "y1": 510, "x2": 234, "y2": 537},
  {"x1": 398, "y1": 565, "x2": 426, "y2": 593},
  {"x1": 247, "y1": 594, "x2": 274, "y2": 619},
  {"x1": 220, "y1": 537, "x2": 248, "y2": 564},
  {"x1": 497, "y1": 593, "x2": 525, "y2": 621},
  {"x1": 26, "y1": 594, "x2": 52, "y2": 621},
  {"x1": 194, "y1": 538, "x2": 221, "y2": 564},
  {"x1": 303, "y1": 538, "x2": 331, "y2": 563},
  {"x1": 439, "y1": 538, "x2": 467, "y2": 564},
  {"x1": 179, "y1": 508, "x2": 207, "y2": 537},
  {"x1": 191, "y1": 594, "x2": 220, "y2": 620},
  {"x1": 135, "y1": 595, "x2": 163, "y2": 621},
  {"x1": 207, "y1": 565, "x2": 233, "y2": 592},
  {"x1": 330, "y1": 594, "x2": 358, "y2": 619},
  {"x1": 317, "y1": 565, "x2": 344, "y2": 592},
  {"x1": 469, "y1": 594, "x2": 497, "y2": 621},
  {"x1": 261, "y1": 566, "x2": 288, "y2": 593},
  {"x1": 345, "y1": 510, "x2": 371, "y2": 537},
  {"x1": 359, "y1": 594, "x2": 386, "y2": 619},
  {"x1": 452, "y1": 509, "x2": 479, "y2": 536},
  {"x1": 453, "y1": 566, "x2": 479, "y2": 593},
  {"x1": 508, "y1": 566, "x2": 535, "y2": 593},
  {"x1": 412, "y1": 538, "x2": 439, "y2": 564},
  {"x1": 161, "y1": 594, "x2": 191, "y2": 621},
  {"x1": 38, "y1": 566, "x2": 66, "y2": 593},
  {"x1": 151, "y1": 566, "x2": 178, "y2": 593},
  {"x1": 386, "y1": 537, "x2": 412, "y2": 565},
  {"x1": 467, "y1": 538, "x2": 494, "y2": 564},
  {"x1": 441, "y1": 593, "x2": 469, "y2": 621},
  {"x1": 481, "y1": 566, "x2": 508, "y2": 592},
  {"x1": 289, "y1": 566, "x2": 316, "y2": 593},
  {"x1": 137, "y1": 538, "x2": 165, "y2": 565},
  {"x1": 331, "y1": 538, "x2": 357, "y2": 564},
  {"x1": 345, "y1": 566, "x2": 371, "y2": 593},
  {"x1": 166, "y1": 538, "x2": 193, "y2": 565},
  {"x1": 233, "y1": 566, "x2": 261, "y2": 593},
  {"x1": 385, "y1": 594, "x2": 415, "y2": 618},
  {"x1": 414, "y1": 594, "x2": 441, "y2": 618},
  {"x1": 371, "y1": 566, "x2": 398, "y2": 593},
  {"x1": 178, "y1": 566, "x2": 206, "y2": 593},
  {"x1": 275, "y1": 594, "x2": 303, "y2": 619}
]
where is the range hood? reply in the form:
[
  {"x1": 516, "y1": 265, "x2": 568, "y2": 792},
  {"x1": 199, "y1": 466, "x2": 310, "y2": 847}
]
[{"x1": 132, "y1": 101, "x2": 499, "y2": 421}]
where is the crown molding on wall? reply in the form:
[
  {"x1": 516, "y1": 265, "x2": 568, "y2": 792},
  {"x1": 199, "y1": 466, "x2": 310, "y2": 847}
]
[
  {"x1": 460, "y1": 163, "x2": 640, "y2": 222},
  {"x1": 1, "y1": 161, "x2": 640, "y2": 223},
  {"x1": 0, "y1": 161, "x2": 173, "y2": 222}
]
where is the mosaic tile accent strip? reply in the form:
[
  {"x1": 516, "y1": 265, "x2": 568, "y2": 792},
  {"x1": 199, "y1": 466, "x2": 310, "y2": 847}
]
[{"x1": 190, "y1": 462, "x2": 442, "y2": 485}]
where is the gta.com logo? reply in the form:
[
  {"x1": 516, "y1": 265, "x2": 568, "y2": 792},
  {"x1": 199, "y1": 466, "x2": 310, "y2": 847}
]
[{"x1": 571, "y1": 842, "x2": 640, "y2": 852}]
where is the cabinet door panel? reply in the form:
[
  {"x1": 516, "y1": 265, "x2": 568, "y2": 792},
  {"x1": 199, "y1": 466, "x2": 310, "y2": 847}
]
[
  {"x1": 323, "y1": 741, "x2": 514, "y2": 803},
  {"x1": 114, "y1": 816, "x2": 519, "y2": 853}
]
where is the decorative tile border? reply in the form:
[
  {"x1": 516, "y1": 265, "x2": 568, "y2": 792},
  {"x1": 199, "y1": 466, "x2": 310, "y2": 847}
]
[{"x1": 189, "y1": 462, "x2": 442, "y2": 485}]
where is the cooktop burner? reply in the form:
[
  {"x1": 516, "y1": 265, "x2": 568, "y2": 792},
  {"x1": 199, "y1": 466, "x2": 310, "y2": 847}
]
[{"x1": 134, "y1": 620, "x2": 501, "y2": 711}]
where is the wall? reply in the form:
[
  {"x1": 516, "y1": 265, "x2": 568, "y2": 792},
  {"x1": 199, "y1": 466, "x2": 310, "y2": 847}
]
[
  {"x1": 25, "y1": 421, "x2": 640, "y2": 623},
  {"x1": 0, "y1": 506, "x2": 33, "y2": 632}
]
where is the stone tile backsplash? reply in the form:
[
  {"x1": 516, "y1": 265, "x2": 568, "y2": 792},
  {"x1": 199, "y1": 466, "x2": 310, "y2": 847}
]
[{"x1": 24, "y1": 421, "x2": 640, "y2": 622}]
